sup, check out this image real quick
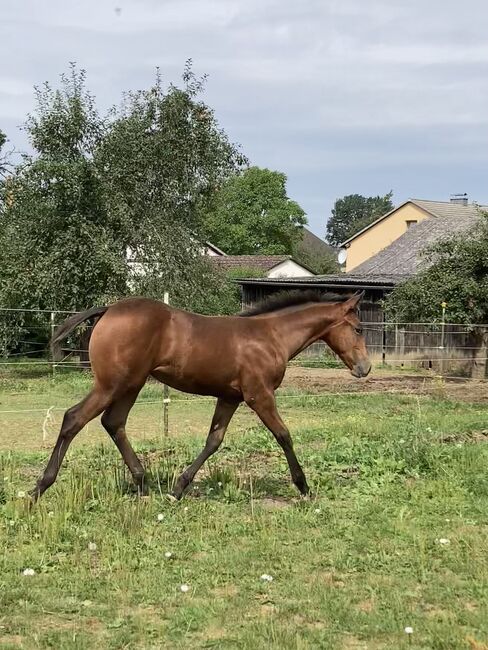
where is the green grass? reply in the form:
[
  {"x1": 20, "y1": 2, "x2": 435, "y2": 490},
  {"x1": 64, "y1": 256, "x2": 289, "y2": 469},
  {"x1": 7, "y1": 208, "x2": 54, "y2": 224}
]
[{"x1": 1, "y1": 372, "x2": 488, "y2": 648}]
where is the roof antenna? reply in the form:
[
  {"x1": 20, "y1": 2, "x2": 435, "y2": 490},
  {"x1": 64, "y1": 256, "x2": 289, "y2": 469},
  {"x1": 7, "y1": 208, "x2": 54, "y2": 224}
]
[{"x1": 449, "y1": 193, "x2": 468, "y2": 206}]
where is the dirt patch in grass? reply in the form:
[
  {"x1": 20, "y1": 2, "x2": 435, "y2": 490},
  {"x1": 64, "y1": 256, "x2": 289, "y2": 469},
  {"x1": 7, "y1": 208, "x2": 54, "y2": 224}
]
[
  {"x1": 283, "y1": 367, "x2": 488, "y2": 403},
  {"x1": 257, "y1": 496, "x2": 290, "y2": 510},
  {"x1": 440, "y1": 430, "x2": 488, "y2": 444}
]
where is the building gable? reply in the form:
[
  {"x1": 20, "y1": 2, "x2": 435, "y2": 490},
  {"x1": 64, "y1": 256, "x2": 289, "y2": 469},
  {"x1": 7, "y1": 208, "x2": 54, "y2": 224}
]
[{"x1": 343, "y1": 201, "x2": 432, "y2": 271}]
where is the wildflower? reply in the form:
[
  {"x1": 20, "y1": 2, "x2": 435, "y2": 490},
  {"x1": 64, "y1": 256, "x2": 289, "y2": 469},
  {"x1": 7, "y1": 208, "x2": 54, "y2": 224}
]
[
  {"x1": 404, "y1": 626, "x2": 413, "y2": 634},
  {"x1": 437, "y1": 538, "x2": 450, "y2": 545},
  {"x1": 9, "y1": 520, "x2": 15, "y2": 527},
  {"x1": 217, "y1": 481, "x2": 223, "y2": 487},
  {"x1": 183, "y1": 506, "x2": 188, "y2": 512},
  {"x1": 314, "y1": 508, "x2": 321, "y2": 514},
  {"x1": 22, "y1": 568, "x2": 35, "y2": 576},
  {"x1": 88, "y1": 542, "x2": 97, "y2": 551},
  {"x1": 399, "y1": 439, "x2": 405, "y2": 444},
  {"x1": 260, "y1": 574, "x2": 273, "y2": 582},
  {"x1": 180, "y1": 584, "x2": 190, "y2": 593},
  {"x1": 17, "y1": 491, "x2": 26, "y2": 498},
  {"x1": 48, "y1": 511, "x2": 54, "y2": 518},
  {"x1": 164, "y1": 551, "x2": 173, "y2": 559},
  {"x1": 157, "y1": 513, "x2": 164, "y2": 521}
]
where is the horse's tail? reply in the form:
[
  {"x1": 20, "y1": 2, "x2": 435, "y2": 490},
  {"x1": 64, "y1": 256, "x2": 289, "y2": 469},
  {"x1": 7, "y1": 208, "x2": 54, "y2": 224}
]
[{"x1": 51, "y1": 306, "x2": 109, "y2": 361}]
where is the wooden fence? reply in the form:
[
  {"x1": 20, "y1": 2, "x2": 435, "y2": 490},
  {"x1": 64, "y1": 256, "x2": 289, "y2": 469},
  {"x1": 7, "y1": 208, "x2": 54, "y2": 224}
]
[{"x1": 299, "y1": 322, "x2": 488, "y2": 378}]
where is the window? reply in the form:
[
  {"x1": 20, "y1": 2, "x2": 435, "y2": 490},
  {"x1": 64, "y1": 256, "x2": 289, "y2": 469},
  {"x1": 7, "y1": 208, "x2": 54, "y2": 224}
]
[{"x1": 406, "y1": 220, "x2": 417, "y2": 229}]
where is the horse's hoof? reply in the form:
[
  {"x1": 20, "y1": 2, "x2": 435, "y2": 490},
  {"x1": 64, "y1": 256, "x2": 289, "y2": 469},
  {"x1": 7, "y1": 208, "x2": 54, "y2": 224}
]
[{"x1": 166, "y1": 493, "x2": 179, "y2": 503}]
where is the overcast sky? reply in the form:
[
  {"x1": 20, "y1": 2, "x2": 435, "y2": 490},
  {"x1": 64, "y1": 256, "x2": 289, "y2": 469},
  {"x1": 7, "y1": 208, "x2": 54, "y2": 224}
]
[{"x1": 2, "y1": 0, "x2": 488, "y2": 237}]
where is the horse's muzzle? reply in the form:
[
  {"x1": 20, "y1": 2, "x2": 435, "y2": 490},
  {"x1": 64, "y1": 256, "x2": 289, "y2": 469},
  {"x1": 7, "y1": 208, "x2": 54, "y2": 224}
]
[{"x1": 351, "y1": 360, "x2": 372, "y2": 378}]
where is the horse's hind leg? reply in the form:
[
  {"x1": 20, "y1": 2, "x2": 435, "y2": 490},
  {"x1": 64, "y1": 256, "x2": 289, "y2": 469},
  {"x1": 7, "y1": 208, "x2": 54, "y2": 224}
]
[
  {"x1": 30, "y1": 388, "x2": 111, "y2": 501},
  {"x1": 171, "y1": 398, "x2": 239, "y2": 500},
  {"x1": 101, "y1": 388, "x2": 146, "y2": 494}
]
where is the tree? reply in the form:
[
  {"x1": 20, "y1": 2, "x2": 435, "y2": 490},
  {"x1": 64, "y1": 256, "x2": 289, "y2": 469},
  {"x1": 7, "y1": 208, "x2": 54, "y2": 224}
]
[
  {"x1": 202, "y1": 166, "x2": 307, "y2": 255},
  {"x1": 326, "y1": 192, "x2": 394, "y2": 246},
  {"x1": 384, "y1": 213, "x2": 488, "y2": 324},
  {"x1": 0, "y1": 130, "x2": 6, "y2": 176},
  {"x1": 0, "y1": 64, "x2": 246, "y2": 354},
  {"x1": 0, "y1": 66, "x2": 127, "y2": 315},
  {"x1": 0, "y1": 128, "x2": 12, "y2": 182},
  {"x1": 96, "y1": 63, "x2": 246, "y2": 307}
]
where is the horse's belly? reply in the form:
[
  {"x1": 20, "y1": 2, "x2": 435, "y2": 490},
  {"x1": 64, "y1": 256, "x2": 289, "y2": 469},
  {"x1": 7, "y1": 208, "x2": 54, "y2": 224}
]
[{"x1": 151, "y1": 367, "x2": 242, "y2": 401}]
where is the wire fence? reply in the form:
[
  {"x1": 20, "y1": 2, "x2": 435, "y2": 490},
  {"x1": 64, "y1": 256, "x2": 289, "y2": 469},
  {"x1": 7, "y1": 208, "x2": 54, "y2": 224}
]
[{"x1": 1, "y1": 307, "x2": 488, "y2": 446}]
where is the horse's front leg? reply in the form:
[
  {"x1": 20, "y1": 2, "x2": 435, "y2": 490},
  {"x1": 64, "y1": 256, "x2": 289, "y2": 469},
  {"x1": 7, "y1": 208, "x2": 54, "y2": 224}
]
[
  {"x1": 171, "y1": 398, "x2": 239, "y2": 500},
  {"x1": 245, "y1": 388, "x2": 310, "y2": 496}
]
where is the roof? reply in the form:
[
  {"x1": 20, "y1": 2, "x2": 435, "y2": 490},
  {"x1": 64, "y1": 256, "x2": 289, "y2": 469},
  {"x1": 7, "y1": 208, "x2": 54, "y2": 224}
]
[
  {"x1": 236, "y1": 273, "x2": 399, "y2": 290},
  {"x1": 211, "y1": 255, "x2": 315, "y2": 274},
  {"x1": 340, "y1": 198, "x2": 487, "y2": 246},
  {"x1": 205, "y1": 241, "x2": 227, "y2": 256},
  {"x1": 353, "y1": 209, "x2": 482, "y2": 277},
  {"x1": 297, "y1": 227, "x2": 335, "y2": 256}
]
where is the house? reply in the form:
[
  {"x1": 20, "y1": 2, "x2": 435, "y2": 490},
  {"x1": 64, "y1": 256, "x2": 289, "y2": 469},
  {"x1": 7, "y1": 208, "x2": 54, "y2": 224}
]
[
  {"x1": 237, "y1": 197, "x2": 485, "y2": 323},
  {"x1": 211, "y1": 255, "x2": 316, "y2": 278},
  {"x1": 207, "y1": 226, "x2": 333, "y2": 278},
  {"x1": 339, "y1": 196, "x2": 484, "y2": 272}
]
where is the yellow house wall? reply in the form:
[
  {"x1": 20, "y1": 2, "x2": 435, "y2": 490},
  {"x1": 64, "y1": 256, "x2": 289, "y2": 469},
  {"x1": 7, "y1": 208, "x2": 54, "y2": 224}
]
[{"x1": 345, "y1": 203, "x2": 431, "y2": 272}]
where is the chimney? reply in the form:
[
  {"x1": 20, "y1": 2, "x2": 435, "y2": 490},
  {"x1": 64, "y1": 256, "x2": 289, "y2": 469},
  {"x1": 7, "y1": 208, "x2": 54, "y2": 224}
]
[{"x1": 450, "y1": 193, "x2": 468, "y2": 206}]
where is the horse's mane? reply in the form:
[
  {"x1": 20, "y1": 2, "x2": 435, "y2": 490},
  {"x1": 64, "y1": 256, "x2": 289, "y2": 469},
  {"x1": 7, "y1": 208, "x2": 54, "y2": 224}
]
[{"x1": 239, "y1": 289, "x2": 352, "y2": 317}]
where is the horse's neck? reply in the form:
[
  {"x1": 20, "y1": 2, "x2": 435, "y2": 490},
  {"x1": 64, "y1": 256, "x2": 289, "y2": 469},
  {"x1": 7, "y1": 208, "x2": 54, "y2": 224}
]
[{"x1": 271, "y1": 304, "x2": 339, "y2": 360}]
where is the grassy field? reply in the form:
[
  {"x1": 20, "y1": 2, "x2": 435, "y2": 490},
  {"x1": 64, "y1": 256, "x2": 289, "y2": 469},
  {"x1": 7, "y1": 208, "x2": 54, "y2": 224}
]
[{"x1": 1, "y1": 368, "x2": 488, "y2": 649}]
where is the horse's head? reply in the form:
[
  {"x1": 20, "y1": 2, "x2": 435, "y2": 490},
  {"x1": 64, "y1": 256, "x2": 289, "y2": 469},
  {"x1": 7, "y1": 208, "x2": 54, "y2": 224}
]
[{"x1": 322, "y1": 292, "x2": 371, "y2": 378}]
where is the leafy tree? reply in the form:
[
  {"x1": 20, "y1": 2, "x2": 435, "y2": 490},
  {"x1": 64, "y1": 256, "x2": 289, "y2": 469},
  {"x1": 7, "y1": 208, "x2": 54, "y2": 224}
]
[
  {"x1": 0, "y1": 128, "x2": 12, "y2": 185},
  {"x1": 384, "y1": 213, "x2": 488, "y2": 324},
  {"x1": 0, "y1": 66, "x2": 127, "y2": 315},
  {"x1": 0, "y1": 64, "x2": 246, "y2": 354},
  {"x1": 96, "y1": 63, "x2": 246, "y2": 307},
  {"x1": 326, "y1": 192, "x2": 394, "y2": 246},
  {"x1": 202, "y1": 166, "x2": 306, "y2": 255},
  {"x1": 0, "y1": 129, "x2": 6, "y2": 175}
]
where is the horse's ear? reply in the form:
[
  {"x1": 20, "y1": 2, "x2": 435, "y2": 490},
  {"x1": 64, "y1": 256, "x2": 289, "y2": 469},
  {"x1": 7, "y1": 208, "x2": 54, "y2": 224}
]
[{"x1": 342, "y1": 291, "x2": 365, "y2": 311}]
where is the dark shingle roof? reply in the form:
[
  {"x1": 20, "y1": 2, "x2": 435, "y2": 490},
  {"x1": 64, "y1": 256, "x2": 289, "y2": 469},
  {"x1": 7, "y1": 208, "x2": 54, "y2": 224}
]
[
  {"x1": 297, "y1": 227, "x2": 335, "y2": 256},
  {"x1": 236, "y1": 273, "x2": 400, "y2": 289},
  {"x1": 353, "y1": 209, "x2": 482, "y2": 277}
]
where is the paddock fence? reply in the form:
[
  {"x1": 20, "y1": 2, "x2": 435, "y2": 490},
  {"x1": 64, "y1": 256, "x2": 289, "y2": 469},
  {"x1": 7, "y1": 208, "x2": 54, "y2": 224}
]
[
  {"x1": 1, "y1": 308, "x2": 488, "y2": 379},
  {"x1": 0, "y1": 307, "x2": 488, "y2": 448}
]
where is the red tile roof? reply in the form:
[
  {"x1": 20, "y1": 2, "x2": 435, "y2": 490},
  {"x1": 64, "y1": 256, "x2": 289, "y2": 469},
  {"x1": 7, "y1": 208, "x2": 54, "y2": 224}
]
[{"x1": 210, "y1": 255, "x2": 292, "y2": 272}]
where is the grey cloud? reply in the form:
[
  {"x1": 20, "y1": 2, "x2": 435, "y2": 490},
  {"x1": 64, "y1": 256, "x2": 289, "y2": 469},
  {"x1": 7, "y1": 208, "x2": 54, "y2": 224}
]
[{"x1": 1, "y1": 0, "x2": 488, "y2": 234}]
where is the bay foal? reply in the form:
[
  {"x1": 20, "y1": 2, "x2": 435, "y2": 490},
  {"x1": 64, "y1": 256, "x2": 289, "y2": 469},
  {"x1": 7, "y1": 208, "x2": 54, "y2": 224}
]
[{"x1": 31, "y1": 290, "x2": 371, "y2": 501}]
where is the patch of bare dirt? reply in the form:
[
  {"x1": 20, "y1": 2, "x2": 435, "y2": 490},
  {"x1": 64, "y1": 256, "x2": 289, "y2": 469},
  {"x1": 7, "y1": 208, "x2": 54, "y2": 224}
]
[
  {"x1": 440, "y1": 431, "x2": 488, "y2": 444},
  {"x1": 258, "y1": 496, "x2": 290, "y2": 510},
  {"x1": 283, "y1": 367, "x2": 488, "y2": 403}
]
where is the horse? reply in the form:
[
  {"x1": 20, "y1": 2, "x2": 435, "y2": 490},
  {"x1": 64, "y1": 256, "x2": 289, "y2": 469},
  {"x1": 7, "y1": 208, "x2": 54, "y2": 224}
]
[{"x1": 30, "y1": 289, "x2": 371, "y2": 501}]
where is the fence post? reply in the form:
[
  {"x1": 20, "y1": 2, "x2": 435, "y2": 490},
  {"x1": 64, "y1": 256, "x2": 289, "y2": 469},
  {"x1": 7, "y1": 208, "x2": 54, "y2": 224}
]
[
  {"x1": 50, "y1": 311, "x2": 56, "y2": 380},
  {"x1": 382, "y1": 313, "x2": 386, "y2": 365},
  {"x1": 471, "y1": 327, "x2": 488, "y2": 379},
  {"x1": 162, "y1": 292, "x2": 170, "y2": 436}
]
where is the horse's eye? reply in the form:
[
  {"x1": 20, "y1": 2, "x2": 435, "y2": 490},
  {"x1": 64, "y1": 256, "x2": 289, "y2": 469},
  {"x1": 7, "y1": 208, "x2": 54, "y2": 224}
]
[{"x1": 355, "y1": 327, "x2": 363, "y2": 335}]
